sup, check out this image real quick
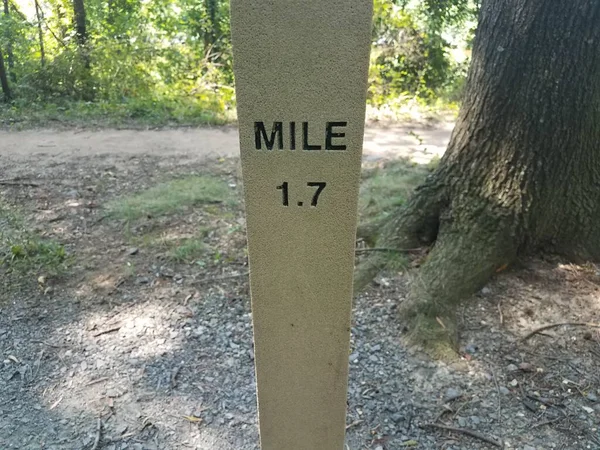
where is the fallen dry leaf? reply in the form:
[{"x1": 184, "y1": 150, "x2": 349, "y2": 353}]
[{"x1": 183, "y1": 415, "x2": 203, "y2": 423}]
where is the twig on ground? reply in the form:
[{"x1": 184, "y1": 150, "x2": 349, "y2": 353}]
[
  {"x1": 421, "y1": 423, "x2": 503, "y2": 448},
  {"x1": 497, "y1": 301, "x2": 504, "y2": 325},
  {"x1": 192, "y1": 271, "x2": 249, "y2": 285},
  {"x1": 491, "y1": 368, "x2": 502, "y2": 427},
  {"x1": 522, "y1": 322, "x2": 600, "y2": 341},
  {"x1": 345, "y1": 419, "x2": 363, "y2": 430},
  {"x1": 90, "y1": 419, "x2": 102, "y2": 450},
  {"x1": 49, "y1": 396, "x2": 63, "y2": 410},
  {"x1": 531, "y1": 417, "x2": 562, "y2": 429},
  {"x1": 86, "y1": 377, "x2": 110, "y2": 386},
  {"x1": 354, "y1": 247, "x2": 421, "y2": 254},
  {"x1": 91, "y1": 215, "x2": 108, "y2": 226},
  {"x1": 32, "y1": 349, "x2": 45, "y2": 382},
  {"x1": 526, "y1": 393, "x2": 561, "y2": 408},
  {"x1": 170, "y1": 366, "x2": 182, "y2": 389},
  {"x1": 433, "y1": 404, "x2": 454, "y2": 423},
  {"x1": 451, "y1": 401, "x2": 468, "y2": 419},
  {"x1": 0, "y1": 179, "x2": 40, "y2": 187},
  {"x1": 93, "y1": 326, "x2": 121, "y2": 337}
]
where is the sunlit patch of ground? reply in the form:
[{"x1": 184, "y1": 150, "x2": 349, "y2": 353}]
[{"x1": 2, "y1": 126, "x2": 600, "y2": 449}]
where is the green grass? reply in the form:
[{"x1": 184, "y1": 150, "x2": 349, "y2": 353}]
[
  {"x1": 359, "y1": 158, "x2": 431, "y2": 225},
  {"x1": 0, "y1": 96, "x2": 233, "y2": 130},
  {"x1": 355, "y1": 158, "x2": 433, "y2": 272},
  {"x1": 130, "y1": 227, "x2": 218, "y2": 265},
  {"x1": 106, "y1": 175, "x2": 235, "y2": 222},
  {"x1": 0, "y1": 202, "x2": 68, "y2": 277},
  {"x1": 168, "y1": 237, "x2": 207, "y2": 263}
]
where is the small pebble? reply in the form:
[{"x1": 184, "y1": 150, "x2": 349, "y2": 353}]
[{"x1": 444, "y1": 388, "x2": 462, "y2": 402}]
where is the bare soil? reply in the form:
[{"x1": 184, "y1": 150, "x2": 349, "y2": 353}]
[{"x1": 1, "y1": 123, "x2": 600, "y2": 450}]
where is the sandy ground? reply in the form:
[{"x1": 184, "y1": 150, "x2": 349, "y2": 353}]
[
  {"x1": 0, "y1": 122, "x2": 454, "y2": 165},
  {"x1": 2, "y1": 122, "x2": 600, "y2": 450}
]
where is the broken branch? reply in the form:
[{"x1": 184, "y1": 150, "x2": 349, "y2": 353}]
[
  {"x1": 421, "y1": 423, "x2": 503, "y2": 448},
  {"x1": 90, "y1": 419, "x2": 102, "y2": 450},
  {"x1": 522, "y1": 322, "x2": 600, "y2": 341}
]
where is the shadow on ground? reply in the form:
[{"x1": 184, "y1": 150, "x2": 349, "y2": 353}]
[{"x1": 1, "y1": 125, "x2": 600, "y2": 449}]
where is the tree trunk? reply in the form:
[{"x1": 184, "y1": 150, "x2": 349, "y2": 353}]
[
  {"x1": 34, "y1": 0, "x2": 45, "y2": 67},
  {"x1": 2, "y1": 0, "x2": 15, "y2": 82},
  {"x1": 356, "y1": 0, "x2": 600, "y2": 355},
  {"x1": 72, "y1": 0, "x2": 87, "y2": 47},
  {"x1": 0, "y1": 47, "x2": 11, "y2": 101},
  {"x1": 203, "y1": 0, "x2": 221, "y2": 61},
  {"x1": 72, "y1": 0, "x2": 90, "y2": 69}
]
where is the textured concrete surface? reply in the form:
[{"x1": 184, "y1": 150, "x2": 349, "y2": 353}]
[{"x1": 230, "y1": 1, "x2": 373, "y2": 449}]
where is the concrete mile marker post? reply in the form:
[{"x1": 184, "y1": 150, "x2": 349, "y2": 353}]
[{"x1": 230, "y1": 2, "x2": 373, "y2": 448}]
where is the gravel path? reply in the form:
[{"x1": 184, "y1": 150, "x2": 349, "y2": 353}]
[{"x1": 1, "y1": 125, "x2": 600, "y2": 449}]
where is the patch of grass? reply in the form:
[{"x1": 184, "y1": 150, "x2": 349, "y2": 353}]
[
  {"x1": 167, "y1": 229, "x2": 212, "y2": 264},
  {"x1": 107, "y1": 175, "x2": 235, "y2": 222},
  {"x1": 0, "y1": 202, "x2": 69, "y2": 277},
  {"x1": 365, "y1": 96, "x2": 460, "y2": 124},
  {"x1": 169, "y1": 238, "x2": 206, "y2": 263},
  {"x1": 359, "y1": 158, "x2": 430, "y2": 225},
  {"x1": 129, "y1": 226, "x2": 213, "y2": 265},
  {"x1": 0, "y1": 96, "x2": 234, "y2": 130},
  {"x1": 384, "y1": 251, "x2": 410, "y2": 271}
]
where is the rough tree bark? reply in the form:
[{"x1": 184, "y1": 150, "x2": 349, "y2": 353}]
[
  {"x1": 356, "y1": 0, "x2": 600, "y2": 354},
  {"x1": 72, "y1": 0, "x2": 89, "y2": 68},
  {"x1": 34, "y1": 0, "x2": 46, "y2": 67},
  {"x1": 72, "y1": 0, "x2": 87, "y2": 47},
  {"x1": 202, "y1": 0, "x2": 222, "y2": 63},
  {"x1": 0, "y1": 47, "x2": 11, "y2": 101},
  {"x1": 2, "y1": 0, "x2": 15, "y2": 82}
]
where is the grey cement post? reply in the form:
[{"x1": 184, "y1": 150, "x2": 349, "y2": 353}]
[{"x1": 230, "y1": 2, "x2": 373, "y2": 449}]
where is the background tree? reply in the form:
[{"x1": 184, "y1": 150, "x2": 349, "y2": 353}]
[
  {"x1": 34, "y1": 0, "x2": 46, "y2": 66},
  {"x1": 72, "y1": 0, "x2": 87, "y2": 48},
  {"x1": 2, "y1": 0, "x2": 15, "y2": 82},
  {"x1": 0, "y1": 47, "x2": 11, "y2": 101},
  {"x1": 356, "y1": 0, "x2": 600, "y2": 355}
]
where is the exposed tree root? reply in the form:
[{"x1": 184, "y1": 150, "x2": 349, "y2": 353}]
[
  {"x1": 355, "y1": 184, "x2": 519, "y2": 357},
  {"x1": 401, "y1": 215, "x2": 518, "y2": 357}
]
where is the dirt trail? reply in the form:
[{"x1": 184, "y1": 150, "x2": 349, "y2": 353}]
[
  {"x1": 3, "y1": 122, "x2": 599, "y2": 449},
  {"x1": 0, "y1": 122, "x2": 454, "y2": 165}
]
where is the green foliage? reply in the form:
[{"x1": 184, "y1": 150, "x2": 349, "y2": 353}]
[
  {"x1": 106, "y1": 175, "x2": 234, "y2": 221},
  {"x1": 0, "y1": 202, "x2": 68, "y2": 275},
  {"x1": 0, "y1": 0, "x2": 476, "y2": 124},
  {"x1": 359, "y1": 158, "x2": 431, "y2": 224},
  {"x1": 369, "y1": 0, "x2": 476, "y2": 105}
]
